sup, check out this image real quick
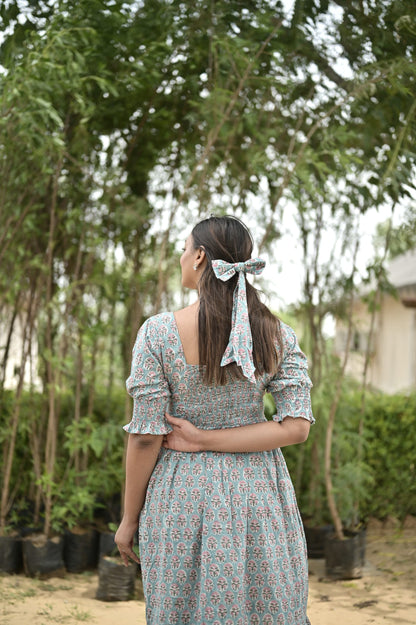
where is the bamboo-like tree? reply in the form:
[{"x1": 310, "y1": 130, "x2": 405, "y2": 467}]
[{"x1": 0, "y1": 0, "x2": 415, "y2": 538}]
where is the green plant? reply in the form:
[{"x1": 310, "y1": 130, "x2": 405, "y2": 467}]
[
  {"x1": 361, "y1": 392, "x2": 416, "y2": 520},
  {"x1": 286, "y1": 384, "x2": 416, "y2": 528},
  {"x1": 325, "y1": 388, "x2": 375, "y2": 528},
  {"x1": 68, "y1": 606, "x2": 92, "y2": 622}
]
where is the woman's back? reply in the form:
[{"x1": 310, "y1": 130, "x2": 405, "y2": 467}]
[
  {"x1": 124, "y1": 310, "x2": 313, "y2": 624},
  {"x1": 125, "y1": 312, "x2": 312, "y2": 433},
  {"x1": 119, "y1": 215, "x2": 313, "y2": 624}
]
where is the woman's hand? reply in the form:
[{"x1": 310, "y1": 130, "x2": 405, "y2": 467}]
[
  {"x1": 163, "y1": 413, "x2": 311, "y2": 454},
  {"x1": 164, "y1": 414, "x2": 310, "y2": 453},
  {"x1": 163, "y1": 413, "x2": 204, "y2": 452},
  {"x1": 115, "y1": 518, "x2": 140, "y2": 566}
]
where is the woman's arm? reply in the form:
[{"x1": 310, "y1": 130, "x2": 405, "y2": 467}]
[
  {"x1": 163, "y1": 413, "x2": 310, "y2": 453},
  {"x1": 115, "y1": 433, "x2": 162, "y2": 565}
]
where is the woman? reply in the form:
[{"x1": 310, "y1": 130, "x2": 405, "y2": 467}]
[{"x1": 115, "y1": 215, "x2": 314, "y2": 625}]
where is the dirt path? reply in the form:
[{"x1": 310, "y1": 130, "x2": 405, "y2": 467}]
[
  {"x1": 1, "y1": 528, "x2": 415, "y2": 625},
  {"x1": 307, "y1": 527, "x2": 416, "y2": 624}
]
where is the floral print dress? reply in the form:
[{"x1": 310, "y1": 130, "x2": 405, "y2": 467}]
[{"x1": 124, "y1": 312, "x2": 314, "y2": 625}]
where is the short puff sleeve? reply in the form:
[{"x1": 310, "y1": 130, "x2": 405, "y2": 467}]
[
  {"x1": 124, "y1": 317, "x2": 172, "y2": 435},
  {"x1": 266, "y1": 323, "x2": 314, "y2": 424}
]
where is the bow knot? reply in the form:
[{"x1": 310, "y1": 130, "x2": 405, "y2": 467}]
[
  {"x1": 211, "y1": 258, "x2": 266, "y2": 382},
  {"x1": 211, "y1": 258, "x2": 265, "y2": 282}
]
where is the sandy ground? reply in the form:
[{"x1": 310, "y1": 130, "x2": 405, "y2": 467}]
[{"x1": 1, "y1": 526, "x2": 415, "y2": 625}]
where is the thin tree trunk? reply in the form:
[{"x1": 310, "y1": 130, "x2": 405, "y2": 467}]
[
  {"x1": 308, "y1": 439, "x2": 322, "y2": 523},
  {"x1": 324, "y1": 237, "x2": 359, "y2": 540},
  {"x1": 153, "y1": 22, "x2": 283, "y2": 311},
  {"x1": 107, "y1": 295, "x2": 117, "y2": 400},
  {"x1": 30, "y1": 408, "x2": 44, "y2": 526},
  {"x1": 80, "y1": 302, "x2": 102, "y2": 474},
  {"x1": 107, "y1": 250, "x2": 117, "y2": 401},
  {"x1": 0, "y1": 285, "x2": 38, "y2": 533},
  {"x1": 120, "y1": 396, "x2": 130, "y2": 517},
  {"x1": 353, "y1": 211, "x2": 394, "y2": 524},
  {"x1": 73, "y1": 331, "x2": 83, "y2": 482},
  {"x1": 43, "y1": 156, "x2": 63, "y2": 537},
  {"x1": 43, "y1": 280, "x2": 57, "y2": 536}
]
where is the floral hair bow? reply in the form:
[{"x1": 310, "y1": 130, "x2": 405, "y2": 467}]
[{"x1": 211, "y1": 258, "x2": 266, "y2": 383}]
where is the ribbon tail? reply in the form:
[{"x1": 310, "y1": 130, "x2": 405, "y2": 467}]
[
  {"x1": 219, "y1": 274, "x2": 257, "y2": 383},
  {"x1": 220, "y1": 348, "x2": 257, "y2": 383},
  {"x1": 220, "y1": 285, "x2": 240, "y2": 367}
]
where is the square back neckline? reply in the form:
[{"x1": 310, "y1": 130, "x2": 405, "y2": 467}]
[{"x1": 171, "y1": 312, "x2": 201, "y2": 367}]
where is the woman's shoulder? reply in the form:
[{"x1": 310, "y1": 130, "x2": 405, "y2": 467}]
[
  {"x1": 278, "y1": 320, "x2": 300, "y2": 350},
  {"x1": 139, "y1": 312, "x2": 174, "y2": 337},
  {"x1": 144, "y1": 311, "x2": 174, "y2": 325}
]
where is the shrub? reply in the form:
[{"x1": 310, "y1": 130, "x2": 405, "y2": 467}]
[{"x1": 282, "y1": 386, "x2": 416, "y2": 525}]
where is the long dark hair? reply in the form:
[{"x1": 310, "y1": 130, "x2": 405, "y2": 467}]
[{"x1": 191, "y1": 215, "x2": 282, "y2": 385}]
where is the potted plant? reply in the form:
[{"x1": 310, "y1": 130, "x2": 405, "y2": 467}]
[
  {"x1": 21, "y1": 473, "x2": 66, "y2": 578},
  {"x1": 0, "y1": 366, "x2": 32, "y2": 573},
  {"x1": 21, "y1": 390, "x2": 66, "y2": 578},
  {"x1": 324, "y1": 379, "x2": 370, "y2": 579},
  {"x1": 96, "y1": 525, "x2": 139, "y2": 602},
  {"x1": 298, "y1": 383, "x2": 334, "y2": 559},
  {"x1": 60, "y1": 410, "x2": 125, "y2": 573},
  {"x1": 324, "y1": 248, "x2": 395, "y2": 579},
  {"x1": 0, "y1": 388, "x2": 37, "y2": 574},
  {"x1": 58, "y1": 479, "x2": 100, "y2": 574}
]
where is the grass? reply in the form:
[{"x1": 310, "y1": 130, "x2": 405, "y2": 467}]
[
  {"x1": 67, "y1": 606, "x2": 92, "y2": 622},
  {"x1": 0, "y1": 582, "x2": 37, "y2": 603},
  {"x1": 36, "y1": 603, "x2": 92, "y2": 622},
  {"x1": 0, "y1": 576, "x2": 92, "y2": 623}
]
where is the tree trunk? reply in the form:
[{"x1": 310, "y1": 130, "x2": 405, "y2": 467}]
[
  {"x1": 353, "y1": 212, "x2": 394, "y2": 524},
  {"x1": 308, "y1": 438, "x2": 322, "y2": 523},
  {"x1": 74, "y1": 331, "x2": 83, "y2": 482},
  {"x1": 0, "y1": 285, "x2": 38, "y2": 533},
  {"x1": 43, "y1": 159, "x2": 62, "y2": 538},
  {"x1": 324, "y1": 238, "x2": 359, "y2": 540}
]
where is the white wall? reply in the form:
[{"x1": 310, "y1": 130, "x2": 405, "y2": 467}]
[
  {"x1": 0, "y1": 312, "x2": 41, "y2": 390},
  {"x1": 334, "y1": 296, "x2": 416, "y2": 394},
  {"x1": 370, "y1": 296, "x2": 416, "y2": 393}
]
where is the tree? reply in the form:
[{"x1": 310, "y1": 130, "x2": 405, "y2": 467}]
[{"x1": 0, "y1": 0, "x2": 415, "y2": 536}]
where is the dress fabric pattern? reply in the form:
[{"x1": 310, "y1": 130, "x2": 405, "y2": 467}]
[{"x1": 125, "y1": 312, "x2": 314, "y2": 625}]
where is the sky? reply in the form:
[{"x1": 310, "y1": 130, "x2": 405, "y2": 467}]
[
  {"x1": 259, "y1": 205, "x2": 408, "y2": 311},
  {"x1": 179, "y1": 204, "x2": 408, "y2": 330}
]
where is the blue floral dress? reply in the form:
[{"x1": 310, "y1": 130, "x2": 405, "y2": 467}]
[{"x1": 124, "y1": 312, "x2": 314, "y2": 625}]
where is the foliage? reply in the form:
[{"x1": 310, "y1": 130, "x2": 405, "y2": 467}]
[
  {"x1": 361, "y1": 391, "x2": 416, "y2": 520},
  {"x1": 375, "y1": 210, "x2": 416, "y2": 260},
  {"x1": 283, "y1": 384, "x2": 416, "y2": 526},
  {"x1": 3, "y1": 381, "x2": 415, "y2": 533},
  {"x1": 283, "y1": 363, "x2": 343, "y2": 526},
  {"x1": 1, "y1": 387, "x2": 125, "y2": 533},
  {"x1": 1, "y1": 0, "x2": 416, "y2": 532}
]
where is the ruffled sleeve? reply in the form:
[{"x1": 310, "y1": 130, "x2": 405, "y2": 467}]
[
  {"x1": 266, "y1": 323, "x2": 314, "y2": 424},
  {"x1": 124, "y1": 316, "x2": 172, "y2": 435}
]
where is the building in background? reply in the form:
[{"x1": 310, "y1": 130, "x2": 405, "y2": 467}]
[
  {"x1": 0, "y1": 307, "x2": 41, "y2": 390},
  {"x1": 334, "y1": 250, "x2": 416, "y2": 394}
]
